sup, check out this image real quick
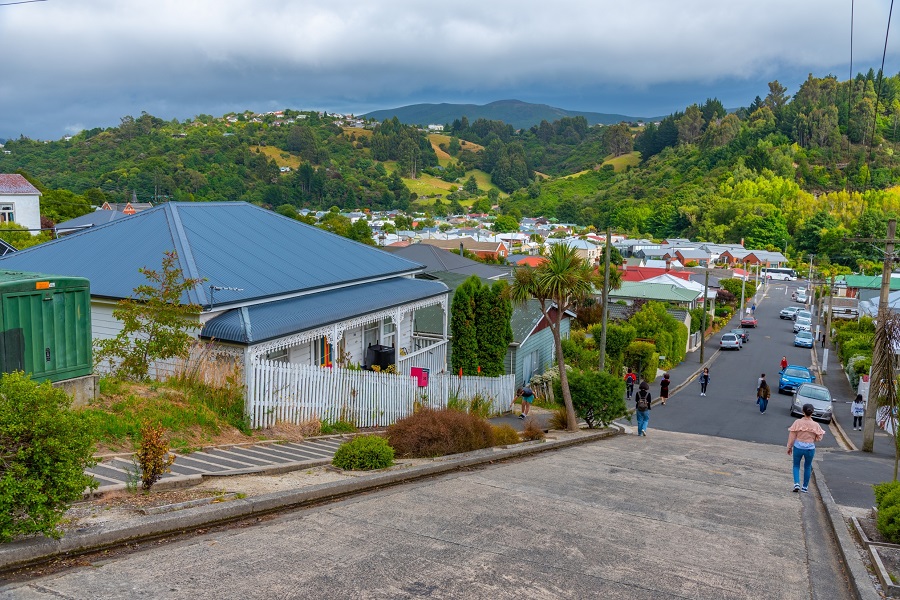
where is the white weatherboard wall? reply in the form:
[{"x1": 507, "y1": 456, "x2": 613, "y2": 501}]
[{"x1": 0, "y1": 191, "x2": 40, "y2": 233}]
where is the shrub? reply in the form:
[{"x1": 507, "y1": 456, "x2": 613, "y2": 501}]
[
  {"x1": 521, "y1": 418, "x2": 546, "y2": 441},
  {"x1": 874, "y1": 480, "x2": 900, "y2": 507},
  {"x1": 332, "y1": 435, "x2": 395, "y2": 470},
  {"x1": 549, "y1": 406, "x2": 569, "y2": 430},
  {"x1": 554, "y1": 368, "x2": 628, "y2": 428},
  {"x1": 386, "y1": 408, "x2": 493, "y2": 457},
  {"x1": 136, "y1": 422, "x2": 176, "y2": 491},
  {"x1": 491, "y1": 424, "x2": 521, "y2": 446},
  {"x1": 624, "y1": 341, "x2": 658, "y2": 382},
  {"x1": 0, "y1": 372, "x2": 97, "y2": 542}
]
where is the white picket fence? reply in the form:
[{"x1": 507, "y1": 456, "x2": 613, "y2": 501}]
[{"x1": 246, "y1": 359, "x2": 515, "y2": 429}]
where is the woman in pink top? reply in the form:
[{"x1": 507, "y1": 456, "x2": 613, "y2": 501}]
[{"x1": 787, "y1": 403, "x2": 826, "y2": 493}]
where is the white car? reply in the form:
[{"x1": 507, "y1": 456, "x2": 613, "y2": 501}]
[
  {"x1": 793, "y1": 316, "x2": 812, "y2": 333},
  {"x1": 719, "y1": 333, "x2": 742, "y2": 350},
  {"x1": 796, "y1": 293, "x2": 808, "y2": 304}
]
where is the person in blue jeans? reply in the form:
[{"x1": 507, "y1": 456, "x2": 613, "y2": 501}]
[
  {"x1": 787, "y1": 403, "x2": 826, "y2": 493},
  {"x1": 634, "y1": 380, "x2": 652, "y2": 436}
]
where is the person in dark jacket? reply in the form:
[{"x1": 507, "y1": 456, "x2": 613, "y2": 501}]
[
  {"x1": 660, "y1": 372, "x2": 671, "y2": 405},
  {"x1": 757, "y1": 379, "x2": 771, "y2": 414},
  {"x1": 699, "y1": 368, "x2": 710, "y2": 396},
  {"x1": 634, "y1": 379, "x2": 652, "y2": 436}
]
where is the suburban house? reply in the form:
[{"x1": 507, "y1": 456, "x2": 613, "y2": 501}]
[
  {"x1": 0, "y1": 174, "x2": 42, "y2": 233},
  {"x1": 101, "y1": 198, "x2": 153, "y2": 214},
  {"x1": 0, "y1": 202, "x2": 451, "y2": 383},
  {"x1": 607, "y1": 280, "x2": 703, "y2": 310},
  {"x1": 419, "y1": 237, "x2": 509, "y2": 261},
  {"x1": 388, "y1": 244, "x2": 568, "y2": 386},
  {"x1": 840, "y1": 274, "x2": 900, "y2": 301}
]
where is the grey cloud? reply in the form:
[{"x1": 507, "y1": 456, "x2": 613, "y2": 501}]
[{"x1": 1, "y1": 0, "x2": 897, "y2": 138}]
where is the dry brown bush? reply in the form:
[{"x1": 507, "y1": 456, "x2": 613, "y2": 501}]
[
  {"x1": 522, "y1": 418, "x2": 546, "y2": 441},
  {"x1": 386, "y1": 408, "x2": 493, "y2": 458}
]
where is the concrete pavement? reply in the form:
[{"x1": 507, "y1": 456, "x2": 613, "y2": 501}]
[{"x1": 0, "y1": 430, "x2": 854, "y2": 600}]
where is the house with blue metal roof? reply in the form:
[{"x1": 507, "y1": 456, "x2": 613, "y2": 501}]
[{"x1": 0, "y1": 202, "x2": 450, "y2": 379}]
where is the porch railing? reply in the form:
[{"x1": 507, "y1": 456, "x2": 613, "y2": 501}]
[{"x1": 398, "y1": 337, "x2": 447, "y2": 377}]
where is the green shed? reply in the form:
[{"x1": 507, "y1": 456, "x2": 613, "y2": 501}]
[{"x1": 0, "y1": 271, "x2": 93, "y2": 383}]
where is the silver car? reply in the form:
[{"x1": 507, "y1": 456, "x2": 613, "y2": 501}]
[
  {"x1": 793, "y1": 316, "x2": 812, "y2": 333},
  {"x1": 790, "y1": 383, "x2": 833, "y2": 423},
  {"x1": 719, "y1": 332, "x2": 741, "y2": 350},
  {"x1": 780, "y1": 306, "x2": 800, "y2": 319}
]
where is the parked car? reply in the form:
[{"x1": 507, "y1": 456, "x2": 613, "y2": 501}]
[
  {"x1": 779, "y1": 365, "x2": 815, "y2": 394},
  {"x1": 794, "y1": 330, "x2": 814, "y2": 348},
  {"x1": 719, "y1": 333, "x2": 742, "y2": 350},
  {"x1": 790, "y1": 383, "x2": 833, "y2": 423},
  {"x1": 796, "y1": 309, "x2": 811, "y2": 320},
  {"x1": 730, "y1": 328, "x2": 749, "y2": 343},
  {"x1": 740, "y1": 316, "x2": 758, "y2": 327},
  {"x1": 780, "y1": 306, "x2": 800, "y2": 320},
  {"x1": 796, "y1": 293, "x2": 808, "y2": 304},
  {"x1": 793, "y1": 316, "x2": 812, "y2": 333}
]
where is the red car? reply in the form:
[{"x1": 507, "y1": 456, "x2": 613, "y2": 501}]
[{"x1": 740, "y1": 316, "x2": 758, "y2": 328}]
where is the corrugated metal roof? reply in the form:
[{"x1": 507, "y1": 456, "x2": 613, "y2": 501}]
[
  {"x1": 55, "y1": 210, "x2": 128, "y2": 232},
  {"x1": 609, "y1": 281, "x2": 701, "y2": 302},
  {"x1": 0, "y1": 202, "x2": 425, "y2": 307},
  {"x1": 386, "y1": 244, "x2": 508, "y2": 279},
  {"x1": 201, "y1": 277, "x2": 448, "y2": 344}
]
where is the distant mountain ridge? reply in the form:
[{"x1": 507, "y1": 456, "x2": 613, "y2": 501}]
[{"x1": 363, "y1": 99, "x2": 656, "y2": 129}]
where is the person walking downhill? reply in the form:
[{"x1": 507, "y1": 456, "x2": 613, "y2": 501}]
[
  {"x1": 699, "y1": 368, "x2": 710, "y2": 396},
  {"x1": 624, "y1": 368, "x2": 637, "y2": 401},
  {"x1": 780, "y1": 356, "x2": 788, "y2": 371},
  {"x1": 635, "y1": 380, "x2": 652, "y2": 436},
  {"x1": 851, "y1": 394, "x2": 865, "y2": 431},
  {"x1": 757, "y1": 378, "x2": 771, "y2": 414},
  {"x1": 787, "y1": 403, "x2": 826, "y2": 493},
  {"x1": 660, "y1": 372, "x2": 671, "y2": 406}
]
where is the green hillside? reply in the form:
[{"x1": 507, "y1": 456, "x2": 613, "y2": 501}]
[
  {"x1": 363, "y1": 99, "x2": 653, "y2": 130},
  {"x1": 2, "y1": 71, "x2": 900, "y2": 269}
]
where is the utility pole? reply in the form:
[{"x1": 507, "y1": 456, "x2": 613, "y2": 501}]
[
  {"x1": 863, "y1": 219, "x2": 897, "y2": 453},
  {"x1": 699, "y1": 266, "x2": 710, "y2": 363},
  {"x1": 598, "y1": 227, "x2": 612, "y2": 373},
  {"x1": 739, "y1": 267, "x2": 747, "y2": 315},
  {"x1": 823, "y1": 272, "x2": 835, "y2": 371}
]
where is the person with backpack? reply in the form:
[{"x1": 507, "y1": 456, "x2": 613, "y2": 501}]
[
  {"x1": 624, "y1": 368, "x2": 637, "y2": 400},
  {"x1": 851, "y1": 394, "x2": 865, "y2": 430},
  {"x1": 518, "y1": 385, "x2": 534, "y2": 419},
  {"x1": 659, "y1": 372, "x2": 671, "y2": 406},
  {"x1": 757, "y1": 378, "x2": 771, "y2": 414},
  {"x1": 635, "y1": 380, "x2": 652, "y2": 436},
  {"x1": 699, "y1": 367, "x2": 710, "y2": 396}
]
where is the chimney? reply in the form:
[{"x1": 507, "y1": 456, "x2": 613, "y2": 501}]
[
  {"x1": 459, "y1": 241, "x2": 465, "y2": 257},
  {"x1": 740, "y1": 238, "x2": 744, "y2": 247},
  {"x1": 665, "y1": 256, "x2": 671, "y2": 272}
]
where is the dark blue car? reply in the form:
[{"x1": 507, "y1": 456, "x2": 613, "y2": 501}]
[{"x1": 778, "y1": 365, "x2": 815, "y2": 394}]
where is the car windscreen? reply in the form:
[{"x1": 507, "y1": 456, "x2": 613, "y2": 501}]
[
  {"x1": 784, "y1": 368, "x2": 809, "y2": 378},
  {"x1": 796, "y1": 317, "x2": 811, "y2": 324},
  {"x1": 722, "y1": 334, "x2": 736, "y2": 340},
  {"x1": 797, "y1": 311, "x2": 811, "y2": 318},
  {"x1": 795, "y1": 332, "x2": 812, "y2": 339},
  {"x1": 799, "y1": 386, "x2": 830, "y2": 401}
]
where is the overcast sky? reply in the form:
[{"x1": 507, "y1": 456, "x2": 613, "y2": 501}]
[{"x1": 1, "y1": 0, "x2": 898, "y2": 140}]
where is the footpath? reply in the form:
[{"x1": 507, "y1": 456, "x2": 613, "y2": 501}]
[{"x1": 0, "y1": 293, "x2": 887, "y2": 599}]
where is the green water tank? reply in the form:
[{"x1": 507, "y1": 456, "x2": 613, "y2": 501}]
[{"x1": 0, "y1": 271, "x2": 92, "y2": 383}]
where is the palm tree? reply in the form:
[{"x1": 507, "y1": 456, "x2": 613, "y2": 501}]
[{"x1": 508, "y1": 243, "x2": 600, "y2": 431}]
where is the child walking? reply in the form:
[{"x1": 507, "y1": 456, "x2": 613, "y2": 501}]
[
  {"x1": 851, "y1": 394, "x2": 865, "y2": 431},
  {"x1": 624, "y1": 368, "x2": 637, "y2": 400}
]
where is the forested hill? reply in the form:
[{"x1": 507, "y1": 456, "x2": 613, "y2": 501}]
[
  {"x1": 364, "y1": 99, "x2": 648, "y2": 129},
  {"x1": 3, "y1": 71, "x2": 900, "y2": 269}
]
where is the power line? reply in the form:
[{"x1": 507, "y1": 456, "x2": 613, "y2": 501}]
[
  {"x1": 868, "y1": 0, "x2": 895, "y2": 161},
  {"x1": 0, "y1": 0, "x2": 47, "y2": 5}
]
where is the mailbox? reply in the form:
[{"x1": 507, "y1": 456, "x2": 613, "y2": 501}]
[{"x1": 410, "y1": 366, "x2": 429, "y2": 387}]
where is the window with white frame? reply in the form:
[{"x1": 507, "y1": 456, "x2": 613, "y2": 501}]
[
  {"x1": 363, "y1": 321, "x2": 379, "y2": 348},
  {"x1": 363, "y1": 318, "x2": 396, "y2": 349},
  {"x1": 0, "y1": 204, "x2": 14, "y2": 223},
  {"x1": 382, "y1": 319, "x2": 396, "y2": 348}
]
